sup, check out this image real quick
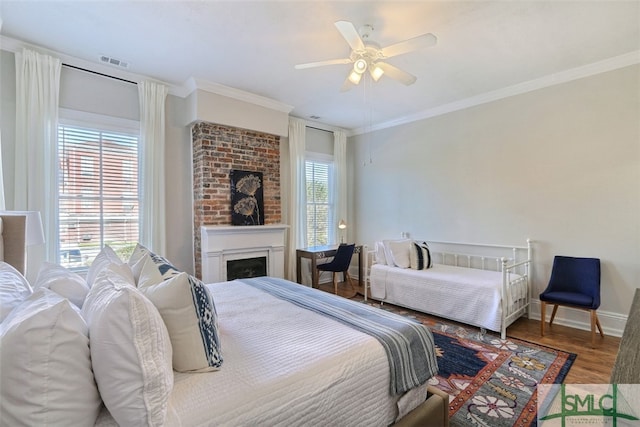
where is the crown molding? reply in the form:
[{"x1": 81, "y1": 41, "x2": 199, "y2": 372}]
[
  {"x1": 182, "y1": 77, "x2": 294, "y2": 113},
  {"x1": 349, "y1": 50, "x2": 640, "y2": 136}
]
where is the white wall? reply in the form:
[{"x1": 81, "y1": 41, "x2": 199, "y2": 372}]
[{"x1": 349, "y1": 64, "x2": 640, "y2": 331}]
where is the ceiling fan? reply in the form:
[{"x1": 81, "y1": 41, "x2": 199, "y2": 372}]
[{"x1": 295, "y1": 21, "x2": 437, "y2": 92}]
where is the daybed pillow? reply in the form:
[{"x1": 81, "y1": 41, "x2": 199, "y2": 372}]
[
  {"x1": 374, "y1": 241, "x2": 388, "y2": 265},
  {"x1": 410, "y1": 241, "x2": 433, "y2": 270},
  {"x1": 34, "y1": 262, "x2": 90, "y2": 308},
  {"x1": 85, "y1": 244, "x2": 122, "y2": 287},
  {"x1": 386, "y1": 239, "x2": 412, "y2": 268},
  {"x1": 0, "y1": 288, "x2": 101, "y2": 426},
  {"x1": 138, "y1": 253, "x2": 223, "y2": 372},
  {"x1": 82, "y1": 263, "x2": 173, "y2": 427},
  {"x1": 0, "y1": 261, "x2": 33, "y2": 322}
]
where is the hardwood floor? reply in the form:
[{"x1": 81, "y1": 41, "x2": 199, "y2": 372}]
[{"x1": 318, "y1": 281, "x2": 621, "y2": 385}]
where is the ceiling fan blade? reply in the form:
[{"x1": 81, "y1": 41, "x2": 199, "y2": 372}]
[
  {"x1": 376, "y1": 62, "x2": 417, "y2": 85},
  {"x1": 294, "y1": 58, "x2": 352, "y2": 69},
  {"x1": 334, "y1": 20, "x2": 365, "y2": 52},
  {"x1": 380, "y1": 33, "x2": 437, "y2": 58},
  {"x1": 340, "y1": 74, "x2": 356, "y2": 92}
]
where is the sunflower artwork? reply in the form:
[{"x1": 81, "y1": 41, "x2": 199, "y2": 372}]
[{"x1": 230, "y1": 170, "x2": 264, "y2": 226}]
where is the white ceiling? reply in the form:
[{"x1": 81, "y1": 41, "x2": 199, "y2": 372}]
[{"x1": 1, "y1": 1, "x2": 639, "y2": 131}]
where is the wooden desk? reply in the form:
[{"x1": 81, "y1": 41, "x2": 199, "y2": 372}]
[{"x1": 296, "y1": 245, "x2": 364, "y2": 290}]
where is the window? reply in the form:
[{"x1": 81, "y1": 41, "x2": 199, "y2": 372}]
[
  {"x1": 80, "y1": 156, "x2": 94, "y2": 176},
  {"x1": 58, "y1": 122, "x2": 139, "y2": 269},
  {"x1": 305, "y1": 158, "x2": 334, "y2": 246}
]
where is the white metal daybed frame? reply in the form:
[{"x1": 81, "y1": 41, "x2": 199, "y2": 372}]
[{"x1": 365, "y1": 239, "x2": 532, "y2": 339}]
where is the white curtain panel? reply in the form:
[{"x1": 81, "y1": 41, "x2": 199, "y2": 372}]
[
  {"x1": 138, "y1": 80, "x2": 169, "y2": 256},
  {"x1": 14, "y1": 48, "x2": 61, "y2": 279},
  {"x1": 0, "y1": 134, "x2": 5, "y2": 210},
  {"x1": 286, "y1": 117, "x2": 307, "y2": 281},
  {"x1": 333, "y1": 130, "x2": 347, "y2": 244}
]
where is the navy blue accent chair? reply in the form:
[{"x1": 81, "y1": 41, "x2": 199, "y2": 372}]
[
  {"x1": 317, "y1": 244, "x2": 356, "y2": 295},
  {"x1": 540, "y1": 256, "x2": 603, "y2": 347}
]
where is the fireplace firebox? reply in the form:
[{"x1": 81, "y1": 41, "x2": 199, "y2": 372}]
[{"x1": 227, "y1": 257, "x2": 267, "y2": 281}]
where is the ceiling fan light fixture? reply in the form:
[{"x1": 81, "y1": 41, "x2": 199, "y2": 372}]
[
  {"x1": 353, "y1": 58, "x2": 368, "y2": 74},
  {"x1": 370, "y1": 64, "x2": 384, "y2": 81},
  {"x1": 348, "y1": 70, "x2": 362, "y2": 84}
]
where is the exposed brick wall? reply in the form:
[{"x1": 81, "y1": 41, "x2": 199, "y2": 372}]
[{"x1": 192, "y1": 122, "x2": 281, "y2": 278}]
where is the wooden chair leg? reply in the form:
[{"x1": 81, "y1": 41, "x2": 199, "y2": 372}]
[
  {"x1": 333, "y1": 272, "x2": 338, "y2": 295},
  {"x1": 590, "y1": 309, "x2": 597, "y2": 347},
  {"x1": 540, "y1": 301, "x2": 546, "y2": 336},
  {"x1": 595, "y1": 312, "x2": 605, "y2": 337},
  {"x1": 549, "y1": 305, "x2": 559, "y2": 326},
  {"x1": 345, "y1": 271, "x2": 355, "y2": 291}
]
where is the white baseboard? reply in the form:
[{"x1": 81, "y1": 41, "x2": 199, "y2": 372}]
[{"x1": 529, "y1": 299, "x2": 627, "y2": 338}]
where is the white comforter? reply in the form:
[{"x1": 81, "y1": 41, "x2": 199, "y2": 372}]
[
  {"x1": 370, "y1": 263, "x2": 513, "y2": 333},
  {"x1": 97, "y1": 280, "x2": 426, "y2": 426}
]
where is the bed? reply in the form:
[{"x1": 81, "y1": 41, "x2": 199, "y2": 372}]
[
  {"x1": 0, "y1": 221, "x2": 449, "y2": 427},
  {"x1": 367, "y1": 239, "x2": 532, "y2": 339}
]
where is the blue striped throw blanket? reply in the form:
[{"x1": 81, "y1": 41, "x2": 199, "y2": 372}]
[{"x1": 238, "y1": 277, "x2": 438, "y2": 395}]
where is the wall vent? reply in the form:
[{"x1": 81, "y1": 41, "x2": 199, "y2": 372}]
[{"x1": 99, "y1": 55, "x2": 129, "y2": 69}]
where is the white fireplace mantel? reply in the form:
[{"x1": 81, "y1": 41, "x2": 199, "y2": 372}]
[{"x1": 200, "y1": 224, "x2": 288, "y2": 283}]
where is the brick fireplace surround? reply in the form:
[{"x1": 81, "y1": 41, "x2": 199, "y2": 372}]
[{"x1": 192, "y1": 121, "x2": 281, "y2": 279}]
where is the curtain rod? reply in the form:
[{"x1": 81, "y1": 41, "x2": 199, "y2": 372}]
[
  {"x1": 306, "y1": 125, "x2": 334, "y2": 134},
  {"x1": 62, "y1": 63, "x2": 137, "y2": 85}
]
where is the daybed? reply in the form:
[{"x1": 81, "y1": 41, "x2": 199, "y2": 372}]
[
  {"x1": 367, "y1": 239, "x2": 532, "y2": 339},
  {"x1": 0, "y1": 220, "x2": 449, "y2": 427}
]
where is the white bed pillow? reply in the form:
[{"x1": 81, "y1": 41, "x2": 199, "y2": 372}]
[
  {"x1": 82, "y1": 263, "x2": 173, "y2": 427},
  {"x1": 128, "y1": 242, "x2": 148, "y2": 267},
  {"x1": 34, "y1": 262, "x2": 90, "y2": 308},
  {"x1": 0, "y1": 288, "x2": 101, "y2": 426},
  {"x1": 138, "y1": 254, "x2": 222, "y2": 372},
  {"x1": 409, "y1": 241, "x2": 433, "y2": 270},
  {"x1": 374, "y1": 241, "x2": 388, "y2": 265},
  {"x1": 0, "y1": 261, "x2": 33, "y2": 322},
  {"x1": 385, "y1": 239, "x2": 412, "y2": 268},
  {"x1": 85, "y1": 244, "x2": 122, "y2": 287}
]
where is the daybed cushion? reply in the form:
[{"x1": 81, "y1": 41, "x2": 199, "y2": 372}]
[
  {"x1": 137, "y1": 252, "x2": 223, "y2": 372},
  {"x1": 33, "y1": 262, "x2": 90, "y2": 308},
  {"x1": 82, "y1": 263, "x2": 173, "y2": 427},
  {"x1": 0, "y1": 261, "x2": 33, "y2": 322},
  {"x1": 0, "y1": 288, "x2": 101, "y2": 426}
]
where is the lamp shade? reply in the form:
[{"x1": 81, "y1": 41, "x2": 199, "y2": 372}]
[
  {"x1": 0, "y1": 211, "x2": 45, "y2": 246},
  {"x1": 338, "y1": 219, "x2": 347, "y2": 230}
]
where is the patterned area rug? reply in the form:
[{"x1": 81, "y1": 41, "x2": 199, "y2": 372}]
[{"x1": 361, "y1": 301, "x2": 576, "y2": 427}]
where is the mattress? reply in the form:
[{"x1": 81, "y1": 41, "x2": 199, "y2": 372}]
[
  {"x1": 96, "y1": 279, "x2": 429, "y2": 426},
  {"x1": 370, "y1": 263, "x2": 520, "y2": 333}
]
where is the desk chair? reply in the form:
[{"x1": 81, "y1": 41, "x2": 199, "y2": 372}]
[{"x1": 317, "y1": 244, "x2": 355, "y2": 295}]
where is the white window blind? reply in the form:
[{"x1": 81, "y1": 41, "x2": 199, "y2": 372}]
[
  {"x1": 305, "y1": 160, "x2": 332, "y2": 247},
  {"x1": 58, "y1": 124, "x2": 139, "y2": 269}
]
